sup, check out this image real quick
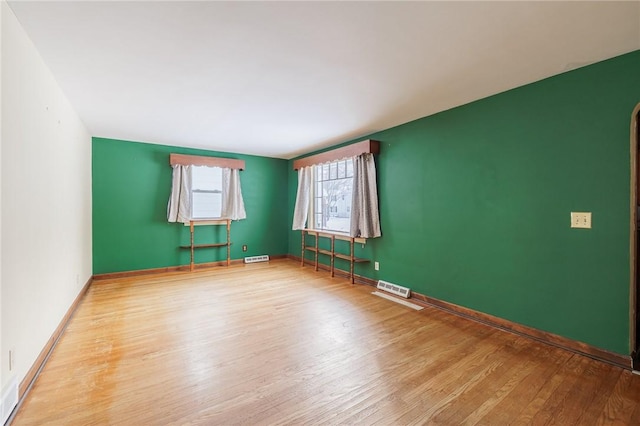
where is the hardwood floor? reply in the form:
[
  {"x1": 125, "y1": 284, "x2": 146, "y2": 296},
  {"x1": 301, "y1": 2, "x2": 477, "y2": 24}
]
[{"x1": 11, "y1": 259, "x2": 640, "y2": 425}]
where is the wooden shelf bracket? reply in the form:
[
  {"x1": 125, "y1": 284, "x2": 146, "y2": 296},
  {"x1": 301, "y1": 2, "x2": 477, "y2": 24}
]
[
  {"x1": 301, "y1": 229, "x2": 368, "y2": 284},
  {"x1": 180, "y1": 220, "x2": 231, "y2": 271}
]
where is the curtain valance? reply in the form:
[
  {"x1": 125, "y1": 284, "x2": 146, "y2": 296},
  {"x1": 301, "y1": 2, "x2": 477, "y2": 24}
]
[
  {"x1": 170, "y1": 153, "x2": 245, "y2": 170},
  {"x1": 292, "y1": 140, "x2": 379, "y2": 170}
]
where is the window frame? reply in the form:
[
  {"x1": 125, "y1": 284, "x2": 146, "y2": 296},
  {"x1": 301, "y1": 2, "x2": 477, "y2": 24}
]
[
  {"x1": 311, "y1": 158, "x2": 354, "y2": 235},
  {"x1": 190, "y1": 165, "x2": 223, "y2": 220}
]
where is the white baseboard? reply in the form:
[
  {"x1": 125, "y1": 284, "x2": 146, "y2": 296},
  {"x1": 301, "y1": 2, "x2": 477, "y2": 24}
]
[{"x1": 1, "y1": 375, "x2": 18, "y2": 424}]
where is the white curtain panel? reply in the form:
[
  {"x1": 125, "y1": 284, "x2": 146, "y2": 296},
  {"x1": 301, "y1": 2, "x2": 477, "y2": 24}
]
[
  {"x1": 350, "y1": 153, "x2": 381, "y2": 238},
  {"x1": 167, "y1": 165, "x2": 192, "y2": 223},
  {"x1": 221, "y1": 168, "x2": 247, "y2": 220},
  {"x1": 292, "y1": 165, "x2": 313, "y2": 230}
]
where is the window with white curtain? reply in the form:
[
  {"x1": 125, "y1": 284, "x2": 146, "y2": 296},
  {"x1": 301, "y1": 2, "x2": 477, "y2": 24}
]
[
  {"x1": 167, "y1": 153, "x2": 247, "y2": 223},
  {"x1": 292, "y1": 140, "x2": 381, "y2": 239}
]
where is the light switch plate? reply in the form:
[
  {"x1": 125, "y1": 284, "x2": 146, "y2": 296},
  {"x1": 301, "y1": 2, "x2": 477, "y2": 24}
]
[{"x1": 571, "y1": 212, "x2": 592, "y2": 229}]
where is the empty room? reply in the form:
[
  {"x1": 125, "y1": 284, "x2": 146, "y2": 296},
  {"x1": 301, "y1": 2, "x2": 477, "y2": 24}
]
[{"x1": 3, "y1": 1, "x2": 640, "y2": 424}]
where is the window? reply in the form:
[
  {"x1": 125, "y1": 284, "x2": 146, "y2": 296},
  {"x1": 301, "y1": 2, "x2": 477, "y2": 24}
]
[
  {"x1": 292, "y1": 139, "x2": 380, "y2": 238},
  {"x1": 191, "y1": 166, "x2": 223, "y2": 219},
  {"x1": 168, "y1": 153, "x2": 246, "y2": 223},
  {"x1": 312, "y1": 158, "x2": 353, "y2": 233}
]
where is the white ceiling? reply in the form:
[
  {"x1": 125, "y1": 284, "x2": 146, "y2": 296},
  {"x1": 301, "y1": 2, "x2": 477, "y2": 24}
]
[{"x1": 8, "y1": 1, "x2": 640, "y2": 159}]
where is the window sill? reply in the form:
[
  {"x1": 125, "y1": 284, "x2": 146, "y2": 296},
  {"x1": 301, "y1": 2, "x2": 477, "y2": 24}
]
[
  {"x1": 184, "y1": 219, "x2": 230, "y2": 226},
  {"x1": 302, "y1": 228, "x2": 366, "y2": 244}
]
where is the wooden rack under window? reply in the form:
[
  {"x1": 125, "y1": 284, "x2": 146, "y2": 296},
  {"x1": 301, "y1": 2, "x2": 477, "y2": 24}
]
[
  {"x1": 180, "y1": 220, "x2": 231, "y2": 271},
  {"x1": 301, "y1": 229, "x2": 368, "y2": 284}
]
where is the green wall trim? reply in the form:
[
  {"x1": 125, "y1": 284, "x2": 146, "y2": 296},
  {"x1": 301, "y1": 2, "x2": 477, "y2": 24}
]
[
  {"x1": 288, "y1": 50, "x2": 640, "y2": 355},
  {"x1": 92, "y1": 138, "x2": 289, "y2": 274}
]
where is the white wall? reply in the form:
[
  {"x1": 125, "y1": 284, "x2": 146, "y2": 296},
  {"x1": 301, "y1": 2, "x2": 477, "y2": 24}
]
[
  {"x1": 1, "y1": 0, "x2": 92, "y2": 392},
  {"x1": 0, "y1": 0, "x2": 4, "y2": 393}
]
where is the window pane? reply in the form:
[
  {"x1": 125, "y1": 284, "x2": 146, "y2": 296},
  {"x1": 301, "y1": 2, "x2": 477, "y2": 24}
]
[
  {"x1": 322, "y1": 164, "x2": 329, "y2": 181},
  {"x1": 310, "y1": 158, "x2": 353, "y2": 234},
  {"x1": 192, "y1": 166, "x2": 222, "y2": 190},
  {"x1": 192, "y1": 192, "x2": 221, "y2": 218},
  {"x1": 191, "y1": 166, "x2": 222, "y2": 219},
  {"x1": 329, "y1": 162, "x2": 337, "y2": 180}
]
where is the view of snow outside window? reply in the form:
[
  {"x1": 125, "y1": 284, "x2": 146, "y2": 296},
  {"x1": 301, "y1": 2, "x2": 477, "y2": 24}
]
[
  {"x1": 191, "y1": 166, "x2": 223, "y2": 219},
  {"x1": 313, "y1": 159, "x2": 353, "y2": 233}
]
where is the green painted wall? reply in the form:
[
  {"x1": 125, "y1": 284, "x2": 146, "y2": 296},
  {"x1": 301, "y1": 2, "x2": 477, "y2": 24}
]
[
  {"x1": 288, "y1": 50, "x2": 640, "y2": 355},
  {"x1": 93, "y1": 138, "x2": 289, "y2": 274}
]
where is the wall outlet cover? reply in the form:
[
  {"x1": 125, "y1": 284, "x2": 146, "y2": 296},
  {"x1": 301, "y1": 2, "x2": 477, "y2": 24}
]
[{"x1": 571, "y1": 212, "x2": 592, "y2": 229}]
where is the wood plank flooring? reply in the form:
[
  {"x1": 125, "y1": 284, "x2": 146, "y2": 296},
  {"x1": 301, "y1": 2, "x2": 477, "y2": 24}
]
[{"x1": 11, "y1": 259, "x2": 640, "y2": 425}]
